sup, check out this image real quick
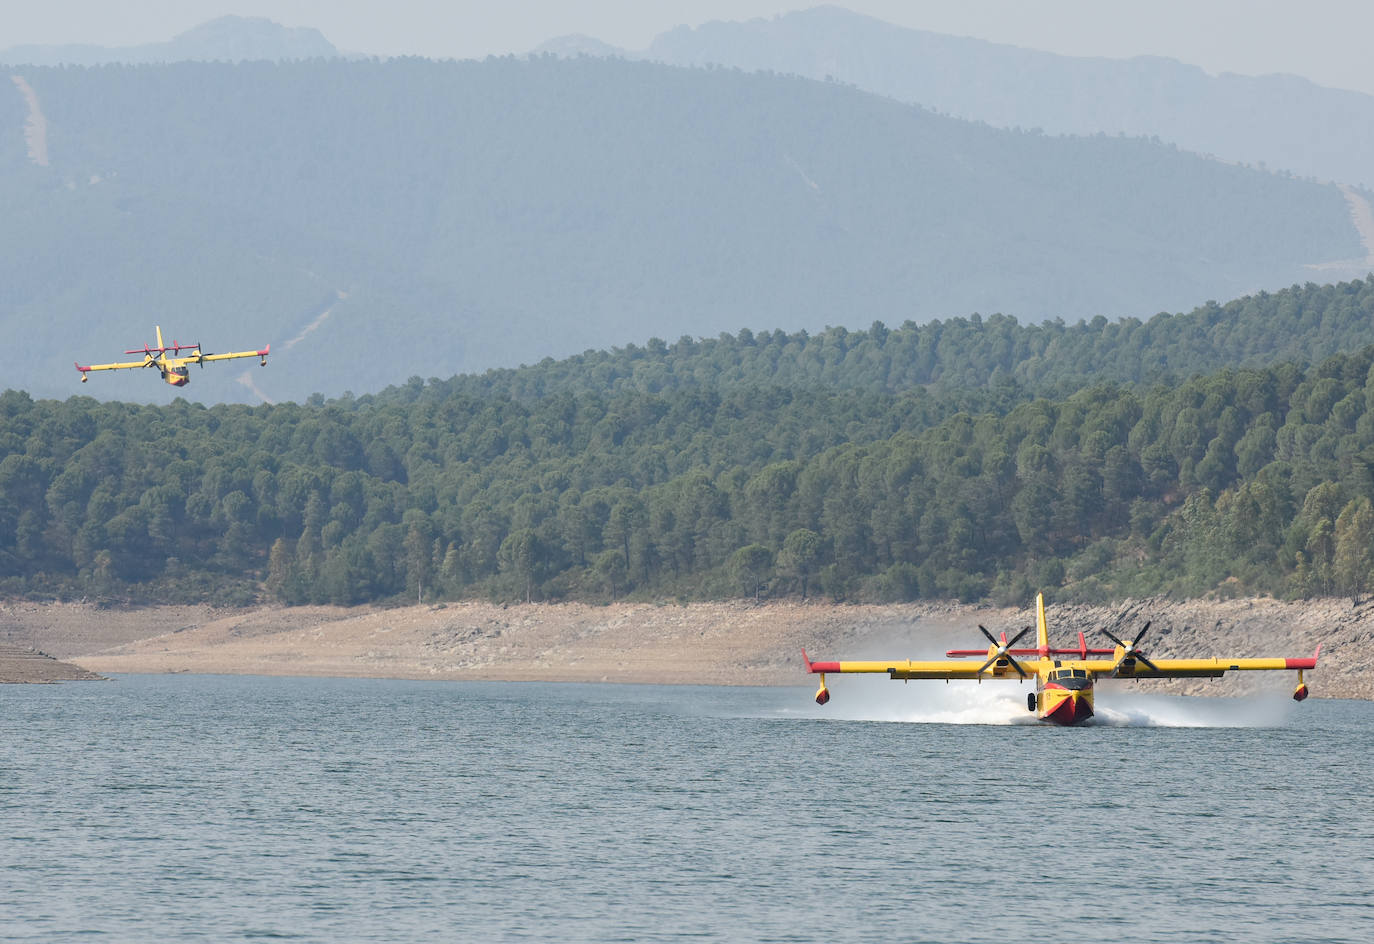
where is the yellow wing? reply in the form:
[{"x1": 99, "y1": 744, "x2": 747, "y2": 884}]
[
  {"x1": 75, "y1": 356, "x2": 156, "y2": 375},
  {"x1": 802, "y1": 649, "x2": 1026, "y2": 706},
  {"x1": 194, "y1": 345, "x2": 270, "y2": 365},
  {"x1": 150, "y1": 345, "x2": 270, "y2": 372},
  {"x1": 813, "y1": 656, "x2": 989, "y2": 678},
  {"x1": 1082, "y1": 649, "x2": 1321, "y2": 680},
  {"x1": 803, "y1": 653, "x2": 1006, "y2": 681}
]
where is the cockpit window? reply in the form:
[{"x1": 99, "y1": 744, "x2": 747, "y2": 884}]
[{"x1": 1051, "y1": 671, "x2": 1091, "y2": 690}]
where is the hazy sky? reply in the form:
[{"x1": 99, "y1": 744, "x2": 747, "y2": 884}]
[{"x1": 8, "y1": 1, "x2": 1374, "y2": 96}]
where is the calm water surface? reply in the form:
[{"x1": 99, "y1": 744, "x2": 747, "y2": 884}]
[{"x1": 2, "y1": 675, "x2": 1370, "y2": 943}]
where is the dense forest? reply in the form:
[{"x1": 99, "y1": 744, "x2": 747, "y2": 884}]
[
  {"x1": 6, "y1": 323, "x2": 1374, "y2": 607},
  {"x1": 401, "y1": 278, "x2": 1374, "y2": 402},
  {"x1": 1, "y1": 54, "x2": 1361, "y2": 403}
]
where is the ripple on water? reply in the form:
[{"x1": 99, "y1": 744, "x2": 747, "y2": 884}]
[{"x1": 0, "y1": 676, "x2": 1369, "y2": 943}]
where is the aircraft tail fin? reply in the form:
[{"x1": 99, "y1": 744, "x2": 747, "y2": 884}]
[
  {"x1": 155, "y1": 325, "x2": 165, "y2": 352},
  {"x1": 1036, "y1": 592, "x2": 1049, "y2": 655}
]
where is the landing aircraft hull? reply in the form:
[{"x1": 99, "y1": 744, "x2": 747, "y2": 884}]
[
  {"x1": 803, "y1": 592, "x2": 1320, "y2": 723},
  {"x1": 1038, "y1": 682, "x2": 1094, "y2": 725}
]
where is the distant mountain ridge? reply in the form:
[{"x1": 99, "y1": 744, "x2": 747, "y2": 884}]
[
  {"x1": 0, "y1": 56, "x2": 1362, "y2": 404},
  {"x1": 0, "y1": 16, "x2": 338, "y2": 66},
  {"x1": 539, "y1": 4, "x2": 1374, "y2": 187}
]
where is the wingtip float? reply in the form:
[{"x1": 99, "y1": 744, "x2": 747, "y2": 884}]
[
  {"x1": 804, "y1": 593, "x2": 1322, "y2": 725},
  {"x1": 801, "y1": 648, "x2": 831, "y2": 704},
  {"x1": 76, "y1": 326, "x2": 269, "y2": 387}
]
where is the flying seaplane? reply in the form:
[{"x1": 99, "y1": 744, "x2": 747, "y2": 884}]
[
  {"x1": 75, "y1": 326, "x2": 269, "y2": 387},
  {"x1": 803, "y1": 594, "x2": 1321, "y2": 726}
]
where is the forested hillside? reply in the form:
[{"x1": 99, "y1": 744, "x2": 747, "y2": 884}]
[
  {"x1": 6, "y1": 337, "x2": 1374, "y2": 607},
  {"x1": 0, "y1": 55, "x2": 1360, "y2": 403},
  {"x1": 394, "y1": 278, "x2": 1374, "y2": 402}
]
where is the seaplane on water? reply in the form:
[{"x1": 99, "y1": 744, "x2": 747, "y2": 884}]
[
  {"x1": 803, "y1": 593, "x2": 1320, "y2": 726},
  {"x1": 76, "y1": 326, "x2": 269, "y2": 388}
]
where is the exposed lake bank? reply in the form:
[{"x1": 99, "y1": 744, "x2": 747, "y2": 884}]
[
  {"x1": 1, "y1": 596, "x2": 1365, "y2": 698},
  {"x1": 0, "y1": 642, "x2": 105, "y2": 683}
]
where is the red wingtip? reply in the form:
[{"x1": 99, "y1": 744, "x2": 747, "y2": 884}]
[
  {"x1": 1285, "y1": 643, "x2": 1323, "y2": 670},
  {"x1": 801, "y1": 648, "x2": 812, "y2": 672}
]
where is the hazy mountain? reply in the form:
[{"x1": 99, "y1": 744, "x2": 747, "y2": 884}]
[
  {"x1": 532, "y1": 34, "x2": 626, "y2": 59},
  {"x1": 0, "y1": 56, "x2": 1362, "y2": 404},
  {"x1": 547, "y1": 5, "x2": 1374, "y2": 188},
  {"x1": 0, "y1": 16, "x2": 338, "y2": 66}
]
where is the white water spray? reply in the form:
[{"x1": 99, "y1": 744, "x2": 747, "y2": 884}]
[
  {"x1": 784, "y1": 680, "x2": 1039, "y2": 725},
  {"x1": 1087, "y1": 689, "x2": 1297, "y2": 727},
  {"x1": 783, "y1": 680, "x2": 1298, "y2": 728}
]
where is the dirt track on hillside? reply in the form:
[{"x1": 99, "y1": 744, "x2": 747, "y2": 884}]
[{"x1": 1, "y1": 596, "x2": 1366, "y2": 699}]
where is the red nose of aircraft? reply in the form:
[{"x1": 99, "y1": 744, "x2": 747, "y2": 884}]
[{"x1": 1042, "y1": 688, "x2": 1094, "y2": 726}]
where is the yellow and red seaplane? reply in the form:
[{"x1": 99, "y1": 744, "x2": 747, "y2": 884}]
[
  {"x1": 76, "y1": 326, "x2": 269, "y2": 387},
  {"x1": 803, "y1": 594, "x2": 1320, "y2": 726}
]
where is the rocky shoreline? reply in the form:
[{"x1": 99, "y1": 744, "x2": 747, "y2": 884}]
[
  {"x1": 0, "y1": 596, "x2": 1365, "y2": 698},
  {"x1": 0, "y1": 642, "x2": 105, "y2": 683}
]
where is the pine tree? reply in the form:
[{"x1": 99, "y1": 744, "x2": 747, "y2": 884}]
[{"x1": 1334, "y1": 497, "x2": 1374, "y2": 601}]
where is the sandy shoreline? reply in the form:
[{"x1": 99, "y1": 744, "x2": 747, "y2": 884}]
[
  {"x1": 0, "y1": 642, "x2": 105, "y2": 683},
  {"x1": 1, "y1": 595, "x2": 1367, "y2": 699}
]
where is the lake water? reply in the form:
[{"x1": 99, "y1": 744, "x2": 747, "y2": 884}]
[{"x1": 2, "y1": 674, "x2": 1370, "y2": 943}]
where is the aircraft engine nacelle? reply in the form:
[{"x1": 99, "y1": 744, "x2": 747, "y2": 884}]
[{"x1": 1293, "y1": 682, "x2": 1310, "y2": 702}]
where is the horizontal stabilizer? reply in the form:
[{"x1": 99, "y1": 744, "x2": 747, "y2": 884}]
[{"x1": 946, "y1": 647, "x2": 1116, "y2": 658}]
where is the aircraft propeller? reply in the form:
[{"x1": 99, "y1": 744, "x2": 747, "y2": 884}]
[
  {"x1": 975, "y1": 624, "x2": 1032, "y2": 678},
  {"x1": 1100, "y1": 621, "x2": 1159, "y2": 674}
]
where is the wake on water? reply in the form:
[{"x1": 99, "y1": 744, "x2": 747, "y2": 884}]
[
  {"x1": 1089, "y1": 689, "x2": 1297, "y2": 727},
  {"x1": 780, "y1": 680, "x2": 1298, "y2": 728}
]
